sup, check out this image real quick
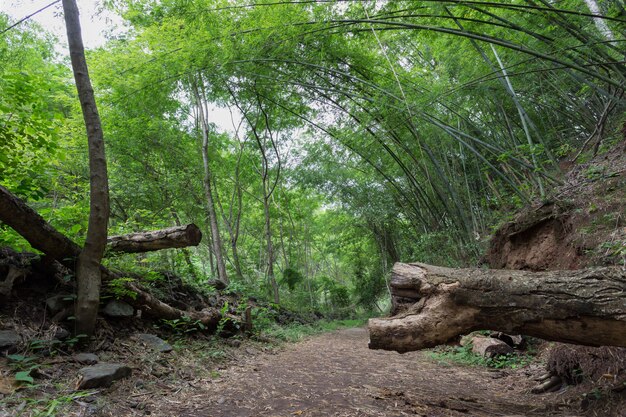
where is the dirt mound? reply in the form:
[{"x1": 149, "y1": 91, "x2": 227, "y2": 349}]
[
  {"x1": 485, "y1": 141, "x2": 626, "y2": 270},
  {"x1": 483, "y1": 140, "x2": 626, "y2": 409}
]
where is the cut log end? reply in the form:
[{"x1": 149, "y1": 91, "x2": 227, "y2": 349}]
[
  {"x1": 368, "y1": 293, "x2": 480, "y2": 353},
  {"x1": 368, "y1": 262, "x2": 626, "y2": 353}
]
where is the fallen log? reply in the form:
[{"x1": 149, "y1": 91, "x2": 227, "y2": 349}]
[
  {"x1": 0, "y1": 185, "x2": 226, "y2": 328},
  {"x1": 0, "y1": 185, "x2": 82, "y2": 260},
  {"x1": 106, "y1": 224, "x2": 202, "y2": 253},
  {"x1": 368, "y1": 262, "x2": 626, "y2": 353}
]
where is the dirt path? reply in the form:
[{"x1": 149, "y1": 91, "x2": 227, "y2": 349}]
[{"x1": 163, "y1": 328, "x2": 581, "y2": 417}]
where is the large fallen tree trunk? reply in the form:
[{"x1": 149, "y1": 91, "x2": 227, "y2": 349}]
[
  {"x1": 106, "y1": 224, "x2": 202, "y2": 254},
  {"x1": 0, "y1": 185, "x2": 82, "y2": 260},
  {"x1": 0, "y1": 185, "x2": 226, "y2": 328},
  {"x1": 368, "y1": 262, "x2": 626, "y2": 353}
]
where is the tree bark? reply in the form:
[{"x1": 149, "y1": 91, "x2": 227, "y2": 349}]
[
  {"x1": 0, "y1": 185, "x2": 83, "y2": 258},
  {"x1": 107, "y1": 224, "x2": 202, "y2": 253},
  {"x1": 584, "y1": 0, "x2": 615, "y2": 40},
  {"x1": 0, "y1": 186, "x2": 228, "y2": 329},
  {"x1": 170, "y1": 212, "x2": 199, "y2": 280},
  {"x1": 191, "y1": 77, "x2": 229, "y2": 285},
  {"x1": 368, "y1": 262, "x2": 626, "y2": 353},
  {"x1": 62, "y1": 0, "x2": 110, "y2": 337}
]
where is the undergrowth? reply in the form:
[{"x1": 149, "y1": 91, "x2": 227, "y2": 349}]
[
  {"x1": 261, "y1": 319, "x2": 367, "y2": 342},
  {"x1": 429, "y1": 344, "x2": 534, "y2": 370}
]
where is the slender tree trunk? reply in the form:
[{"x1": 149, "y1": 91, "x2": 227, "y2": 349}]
[
  {"x1": 213, "y1": 172, "x2": 244, "y2": 279},
  {"x1": 62, "y1": 0, "x2": 109, "y2": 337},
  {"x1": 264, "y1": 193, "x2": 280, "y2": 304},
  {"x1": 191, "y1": 79, "x2": 228, "y2": 285},
  {"x1": 584, "y1": 0, "x2": 615, "y2": 40}
]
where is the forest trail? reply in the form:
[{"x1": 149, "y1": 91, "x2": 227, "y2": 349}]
[{"x1": 164, "y1": 328, "x2": 580, "y2": 417}]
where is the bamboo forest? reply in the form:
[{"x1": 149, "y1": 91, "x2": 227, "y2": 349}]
[{"x1": 1, "y1": 1, "x2": 625, "y2": 416}]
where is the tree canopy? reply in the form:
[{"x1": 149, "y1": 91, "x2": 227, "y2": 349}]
[{"x1": 1, "y1": 0, "x2": 624, "y2": 315}]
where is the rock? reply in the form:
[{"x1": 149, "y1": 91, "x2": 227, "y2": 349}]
[
  {"x1": 76, "y1": 364, "x2": 132, "y2": 389},
  {"x1": 459, "y1": 331, "x2": 484, "y2": 347},
  {"x1": 136, "y1": 334, "x2": 173, "y2": 353},
  {"x1": 74, "y1": 353, "x2": 99, "y2": 365},
  {"x1": 103, "y1": 300, "x2": 134, "y2": 317},
  {"x1": 0, "y1": 330, "x2": 20, "y2": 350},
  {"x1": 471, "y1": 336, "x2": 514, "y2": 358},
  {"x1": 226, "y1": 339, "x2": 241, "y2": 348},
  {"x1": 45, "y1": 294, "x2": 72, "y2": 314},
  {"x1": 53, "y1": 327, "x2": 71, "y2": 341},
  {"x1": 245, "y1": 347, "x2": 259, "y2": 355}
]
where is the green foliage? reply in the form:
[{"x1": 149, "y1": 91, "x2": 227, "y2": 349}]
[
  {"x1": 261, "y1": 319, "x2": 366, "y2": 342},
  {"x1": 318, "y1": 276, "x2": 352, "y2": 312},
  {"x1": 7, "y1": 354, "x2": 39, "y2": 386},
  {"x1": 14, "y1": 370, "x2": 35, "y2": 384},
  {"x1": 352, "y1": 260, "x2": 387, "y2": 311},
  {"x1": 7, "y1": 354, "x2": 38, "y2": 371},
  {"x1": 159, "y1": 315, "x2": 206, "y2": 335},
  {"x1": 281, "y1": 268, "x2": 304, "y2": 291},
  {"x1": 105, "y1": 277, "x2": 138, "y2": 300},
  {"x1": 9, "y1": 391, "x2": 97, "y2": 417},
  {"x1": 429, "y1": 344, "x2": 534, "y2": 370},
  {"x1": 223, "y1": 281, "x2": 249, "y2": 296},
  {"x1": 3, "y1": 0, "x2": 625, "y2": 318},
  {"x1": 599, "y1": 240, "x2": 626, "y2": 264},
  {"x1": 216, "y1": 301, "x2": 234, "y2": 336}
]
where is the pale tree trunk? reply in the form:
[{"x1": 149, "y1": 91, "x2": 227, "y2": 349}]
[
  {"x1": 190, "y1": 77, "x2": 228, "y2": 285},
  {"x1": 584, "y1": 0, "x2": 615, "y2": 40},
  {"x1": 213, "y1": 166, "x2": 244, "y2": 279},
  {"x1": 62, "y1": 0, "x2": 109, "y2": 337},
  {"x1": 264, "y1": 193, "x2": 279, "y2": 304},
  {"x1": 256, "y1": 97, "x2": 280, "y2": 305},
  {"x1": 228, "y1": 84, "x2": 280, "y2": 303}
]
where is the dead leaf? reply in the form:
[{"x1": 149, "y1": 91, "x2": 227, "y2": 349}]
[{"x1": 0, "y1": 374, "x2": 19, "y2": 395}]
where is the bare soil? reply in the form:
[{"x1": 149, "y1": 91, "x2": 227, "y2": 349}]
[
  {"x1": 485, "y1": 141, "x2": 626, "y2": 271},
  {"x1": 97, "y1": 328, "x2": 607, "y2": 417}
]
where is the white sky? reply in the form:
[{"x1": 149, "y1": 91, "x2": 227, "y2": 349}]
[
  {"x1": 0, "y1": 0, "x2": 121, "y2": 49},
  {"x1": 0, "y1": 0, "x2": 239, "y2": 132}
]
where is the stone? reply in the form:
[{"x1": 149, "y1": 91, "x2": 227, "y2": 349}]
[
  {"x1": 0, "y1": 330, "x2": 20, "y2": 350},
  {"x1": 459, "y1": 331, "x2": 483, "y2": 347},
  {"x1": 76, "y1": 363, "x2": 132, "y2": 389},
  {"x1": 245, "y1": 347, "x2": 259, "y2": 355},
  {"x1": 45, "y1": 294, "x2": 72, "y2": 314},
  {"x1": 136, "y1": 334, "x2": 173, "y2": 353},
  {"x1": 226, "y1": 339, "x2": 241, "y2": 348},
  {"x1": 53, "y1": 327, "x2": 70, "y2": 341},
  {"x1": 103, "y1": 300, "x2": 134, "y2": 317},
  {"x1": 74, "y1": 353, "x2": 99, "y2": 365}
]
